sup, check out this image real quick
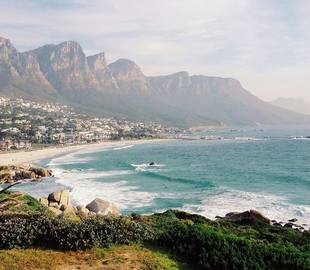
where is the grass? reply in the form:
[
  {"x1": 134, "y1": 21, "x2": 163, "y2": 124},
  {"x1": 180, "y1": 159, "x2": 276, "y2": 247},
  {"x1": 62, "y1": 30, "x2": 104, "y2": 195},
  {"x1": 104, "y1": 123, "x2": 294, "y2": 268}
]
[
  {"x1": 0, "y1": 244, "x2": 191, "y2": 270},
  {"x1": 0, "y1": 191, "x2": 42, "y2": 214}
]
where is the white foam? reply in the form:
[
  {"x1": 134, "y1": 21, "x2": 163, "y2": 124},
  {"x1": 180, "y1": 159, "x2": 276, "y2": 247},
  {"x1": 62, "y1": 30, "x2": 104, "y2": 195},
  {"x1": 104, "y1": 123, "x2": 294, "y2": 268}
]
[
  {"x1": 182, "y1": 188, "x2": 310, "y2": 228},
  {"x1": 131, "y1": 163, "x2": 165, "y2": 172},
  {"x1": 53, "y1": 167, "x2": 156, "y2": 210},
  {"x1": 48, "y1": 152, "x2": 93, "y2": 166},
  {"x1": 113, "y1": 145, "x2": 134, "y2": 150}
]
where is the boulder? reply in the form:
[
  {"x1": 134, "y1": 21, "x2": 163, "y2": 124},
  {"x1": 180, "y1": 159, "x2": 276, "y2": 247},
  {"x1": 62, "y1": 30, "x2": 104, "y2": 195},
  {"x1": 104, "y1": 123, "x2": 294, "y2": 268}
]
[
  {"x1": 39, "y1": 197, "x2": 49, "y2": 207},
  {"x1": 86, "y1": 198, "x2": 119, "y2": 216},
  {"x1": 49, "y1": 201, "x2": 60, "y2": 209},
  {"x1": 224, "y1": 209, "x2": 271, "y2": 225},
  {"x1": 0, "y1": 171, "x2": 15, "y2": 182},
  {"x1": 48, "y1": 206, "x2": 62, "y2": 216},
  {"x1": 288, "y1": 218, "x2": 298, "y2": 222},
  {"x1": 29, "y1": 167, "x2": 53, "y2": 178},
  {"x1": 284, "y1": 222, "x2": 294, "y2": 228},
  {"x1": 63, "y1": 205, "x2": 76, "y2": 215},
  {"x1": 76, "y1": 205, "x2": 90, "y2": 217},
  {"x1": 48, "y1": 191, "x2": 62, "y2": 202},
  {"x1": 48, "y1": 190, "x2": 70, "y2": 207},
  {"x1": 14, "y1": 170, "x2": 36, "y2": 180}
]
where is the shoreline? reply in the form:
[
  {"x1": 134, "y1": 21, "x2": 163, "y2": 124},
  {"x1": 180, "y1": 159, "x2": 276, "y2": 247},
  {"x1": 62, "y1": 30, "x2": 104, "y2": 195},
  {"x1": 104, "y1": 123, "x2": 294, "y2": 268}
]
[{"x1": 0, "y1": 138, "x2": 171, "y2": 166}]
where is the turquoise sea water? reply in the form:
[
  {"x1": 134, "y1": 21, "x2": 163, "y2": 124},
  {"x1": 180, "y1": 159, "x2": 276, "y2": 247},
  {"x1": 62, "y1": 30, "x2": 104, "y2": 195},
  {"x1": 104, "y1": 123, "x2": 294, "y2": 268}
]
[{"x1": 17, "y1": 125, "x2": 310, "y2": 225}]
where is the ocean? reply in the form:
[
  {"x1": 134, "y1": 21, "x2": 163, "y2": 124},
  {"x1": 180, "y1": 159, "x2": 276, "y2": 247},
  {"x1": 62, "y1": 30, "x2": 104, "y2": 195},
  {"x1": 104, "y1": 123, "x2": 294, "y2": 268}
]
[{"x1": 16, "y1": 125, "x2": 310, "y2": 225}]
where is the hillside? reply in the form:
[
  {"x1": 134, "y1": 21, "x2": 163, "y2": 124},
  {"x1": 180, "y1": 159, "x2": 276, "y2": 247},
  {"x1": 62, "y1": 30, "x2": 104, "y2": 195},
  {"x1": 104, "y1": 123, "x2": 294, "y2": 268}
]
[
  {"x1": 271, "y1": 97, "x2": 310, "y2": 115},
  {"x1": 0, "y1": 36, "x2": 309, "y2": 127},
  {"x1": 0, "y1": 191, "x2": 309, "y2": 270}
]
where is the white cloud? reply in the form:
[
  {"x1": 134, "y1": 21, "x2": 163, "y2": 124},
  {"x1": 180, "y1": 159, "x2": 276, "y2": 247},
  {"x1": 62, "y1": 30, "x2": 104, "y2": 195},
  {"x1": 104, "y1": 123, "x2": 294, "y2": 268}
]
[{"x1": 0, "y1": 0, "x2": 310, "y2": 102}]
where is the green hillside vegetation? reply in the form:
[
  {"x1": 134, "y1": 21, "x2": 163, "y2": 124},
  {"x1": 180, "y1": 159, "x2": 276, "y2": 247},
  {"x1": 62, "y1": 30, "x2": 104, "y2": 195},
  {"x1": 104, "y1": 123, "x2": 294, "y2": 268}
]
[{"x1": 0, "y1": 191, "x2": 309, "y2": 269}]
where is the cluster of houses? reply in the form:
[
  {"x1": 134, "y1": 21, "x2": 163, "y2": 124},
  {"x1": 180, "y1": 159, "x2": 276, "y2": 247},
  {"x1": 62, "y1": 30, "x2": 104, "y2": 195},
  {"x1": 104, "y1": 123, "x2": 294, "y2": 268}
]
[{"x1": 0, "y1": 97, "x2": 180, "y2": 151}]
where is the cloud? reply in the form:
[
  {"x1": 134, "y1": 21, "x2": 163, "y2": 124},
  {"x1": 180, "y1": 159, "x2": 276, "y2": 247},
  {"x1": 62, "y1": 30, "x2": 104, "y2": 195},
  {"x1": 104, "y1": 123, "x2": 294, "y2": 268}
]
[{"x1": 0, "y1": 0, "x2": 310, "y2": 102}]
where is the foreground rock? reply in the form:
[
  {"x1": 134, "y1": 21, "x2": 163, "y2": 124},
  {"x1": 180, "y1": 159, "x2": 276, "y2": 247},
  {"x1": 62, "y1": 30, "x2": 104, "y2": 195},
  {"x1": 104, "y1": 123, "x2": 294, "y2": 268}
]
[
  {"x1": 86, "y1": 198, "x2": 119, "y2": 216},
  {"x1": 0, "y1": 164, "x2": 53, "y2": 184},
  {"x1": 40, "y1": 191, "x2": 119, "y2": 217},
  {"x1": 223, "y1": 209, "x2": 271, "y2": 224},
  {"x1": 48, "y1": 190, "x2": 70, "y2": 207}
]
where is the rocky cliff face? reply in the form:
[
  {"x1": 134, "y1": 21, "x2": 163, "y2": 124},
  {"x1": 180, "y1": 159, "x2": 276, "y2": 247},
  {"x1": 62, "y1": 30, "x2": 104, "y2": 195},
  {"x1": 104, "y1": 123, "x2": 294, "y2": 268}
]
[
  {"x1": 0, "y1": 36, "x2": 309, "y2": 126},
  {"x1": 28, "y1": 41, "x2": 96, "y2": 91},
  {"x1": 108, "y1": 58, "x2": 149, "y2": 94},
  {"x1": 0, "y1": 37, "x2": 54, "y2": 95},
  {"x1": 87, "y1": 53, "x2": 118, "y2": 90}
]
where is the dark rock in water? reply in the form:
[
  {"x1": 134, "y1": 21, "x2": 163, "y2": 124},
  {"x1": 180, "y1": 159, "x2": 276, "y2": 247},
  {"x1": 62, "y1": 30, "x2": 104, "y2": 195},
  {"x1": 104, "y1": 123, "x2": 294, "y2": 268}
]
[
  {"x1": 224, "y1": 209, "x2": 271, "y2": 225},
  {"x1": 288, "y1": 218, "x2": 298, "y2": 222},
  {"x1": 271, "y1": 220, "x2": 277, "y2": 223},
  {"x1": 225, "y1": 212, "x2": 240, "y2": 217},
  {"x1": 215, "y1": 215, "x2": 223, "y2": 219},
  {"x1": 273, "y1": 222, "x2": 282, "y2": 227},
  {"x1": 149, "y1": 162, "x2": 155, "y2": 166},
  {"x1": 284, "y1": 222, "x2": 294, "y2": 228}
]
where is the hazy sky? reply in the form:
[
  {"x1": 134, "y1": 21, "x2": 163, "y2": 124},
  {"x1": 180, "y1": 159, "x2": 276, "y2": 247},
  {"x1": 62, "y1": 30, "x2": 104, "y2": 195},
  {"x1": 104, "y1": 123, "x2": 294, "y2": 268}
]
[{"x1": 0, "y1": 0, "x2": 309, "y2": 102}]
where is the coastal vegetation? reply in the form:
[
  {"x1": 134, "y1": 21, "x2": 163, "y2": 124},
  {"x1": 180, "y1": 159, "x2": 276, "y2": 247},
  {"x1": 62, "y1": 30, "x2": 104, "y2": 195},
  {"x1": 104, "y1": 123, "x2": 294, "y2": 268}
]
[{"x1": 0, "y1": 191, "x2": 309, "y2": 269}]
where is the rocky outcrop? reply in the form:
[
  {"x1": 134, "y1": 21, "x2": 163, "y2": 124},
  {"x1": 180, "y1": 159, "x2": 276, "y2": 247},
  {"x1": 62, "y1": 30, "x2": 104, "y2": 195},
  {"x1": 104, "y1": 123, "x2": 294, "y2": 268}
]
[
  {"x1": 0, "y1": 164, "x2": 53, "y2": 184},
  {"x1": 223, "y1": 209, "x2": 271, "y2": 225},
  {"x1": 40, "y1": 191, "x2": 119, "y2": 217},
  {"x1": 86, "y1": 198, "x2": 119, "y2": 216},
  {"x1": 87, "y1": 53, "x2": 118, "y2": 90},
  {"x1": 48, "y1": 190, "x2": 70, "y2": 206},
  {"x1": 76, "y1": 205, "x2": 90, "y2": 217}
]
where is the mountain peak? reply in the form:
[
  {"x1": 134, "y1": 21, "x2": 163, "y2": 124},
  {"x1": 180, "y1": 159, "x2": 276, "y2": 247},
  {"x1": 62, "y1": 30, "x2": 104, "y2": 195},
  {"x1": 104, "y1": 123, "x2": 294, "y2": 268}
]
[
  {"x1": 0, "y1": 36, "x2": 12, "y2": 46},
  {"x1": 87, "y1": 52, "x2": 107, "y2": 70},
  {"x1": 108, "y1": 58, "x2": 142, "y2": 74},
  {"x1": 108, "y1": 59, "x2": 148, "y2": 92},
  {"x1": 57, "y1": 40, "x2": 82, "y2": 49}
]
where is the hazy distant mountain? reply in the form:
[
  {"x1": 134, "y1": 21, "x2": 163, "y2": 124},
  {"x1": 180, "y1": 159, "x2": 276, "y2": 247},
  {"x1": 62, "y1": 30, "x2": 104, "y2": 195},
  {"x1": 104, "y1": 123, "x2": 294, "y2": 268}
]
[
  {"x1": 0, "y1": 36, "x2": 309, "y2": 127},
  {"x1": 270, "y1": 98, "x2": 310, "y2": 115}
]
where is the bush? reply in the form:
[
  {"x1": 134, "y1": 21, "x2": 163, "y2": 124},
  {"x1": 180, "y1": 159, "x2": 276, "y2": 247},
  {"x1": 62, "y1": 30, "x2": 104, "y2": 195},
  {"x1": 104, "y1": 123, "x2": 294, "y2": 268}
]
[
  {"x1": 0, "y1": 209, "x2": 309, "y2": 269},
  {"x1": 149, "y1": 210, "x2": 310, "y2": 270},
  {"x1": 0, "y1": 214, "x2": 151, "y2": 250}
]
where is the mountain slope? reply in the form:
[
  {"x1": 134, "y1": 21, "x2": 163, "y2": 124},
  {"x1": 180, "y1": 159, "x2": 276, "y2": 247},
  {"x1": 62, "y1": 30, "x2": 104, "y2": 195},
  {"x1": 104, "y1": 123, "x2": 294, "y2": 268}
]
[
  {"x1": 0, "y1": 36, "x2": 309, "y2": 127},
  {"x1": 271, "y1": 98, "x2": 310, "y2": 115}
]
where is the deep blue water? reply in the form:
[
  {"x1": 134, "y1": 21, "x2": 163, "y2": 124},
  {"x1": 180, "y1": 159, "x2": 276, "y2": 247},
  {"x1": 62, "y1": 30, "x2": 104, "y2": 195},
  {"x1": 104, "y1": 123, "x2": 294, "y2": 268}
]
[{"x1": 16, "y1": 125, "x2": 310, "y2": 224}]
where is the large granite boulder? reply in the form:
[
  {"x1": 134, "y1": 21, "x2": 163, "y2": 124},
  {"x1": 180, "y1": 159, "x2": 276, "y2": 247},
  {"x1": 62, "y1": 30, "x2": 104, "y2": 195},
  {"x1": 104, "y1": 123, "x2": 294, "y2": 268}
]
[
  {"x1": 76, "y1": 205, "x2": 90, "y2": 217},
  {"x1": 86, "y1": 198, "x2": 119, "y2": 216},
  {"x1": 48, "y1": 206, "x2": 62, "y2": 216},
  {"x1": 224, "y1": 209, "x2": 271, "y2": 225},
  {"x1": 48, "y1": 190, "x2": 70, "y2": 207},
  {"x1": 63, "y1": 205, "x2": 77, "y2": 216},
  {"x1": 39, "y1": 197, "x2": 49, "y2": 207}
]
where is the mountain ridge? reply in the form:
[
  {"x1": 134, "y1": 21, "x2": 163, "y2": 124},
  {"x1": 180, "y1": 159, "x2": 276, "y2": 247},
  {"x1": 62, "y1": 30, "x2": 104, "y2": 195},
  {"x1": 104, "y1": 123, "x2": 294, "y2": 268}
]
[
  {"x1": 0, "y1": 36, "x2": 309, "y2": 127},
  {"x1": 270, "y1": 97, "x2": 310, "y2": 116}
]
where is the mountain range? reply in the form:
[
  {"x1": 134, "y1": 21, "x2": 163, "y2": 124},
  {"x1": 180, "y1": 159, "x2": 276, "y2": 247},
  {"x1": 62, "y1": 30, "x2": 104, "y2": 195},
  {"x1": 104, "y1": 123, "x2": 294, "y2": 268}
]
[
  {"x1": 0, "y1": 36, "x2": 309, "y2": 127},
  {"x1": 270, "y1": 98, "x2": 310, "y2": 116}
]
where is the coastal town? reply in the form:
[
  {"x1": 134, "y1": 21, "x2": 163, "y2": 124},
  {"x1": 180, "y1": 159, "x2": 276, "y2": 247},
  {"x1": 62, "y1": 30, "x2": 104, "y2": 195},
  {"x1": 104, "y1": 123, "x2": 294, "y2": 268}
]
[{"x1": 0, "y1": 96, "x2": 181, "y2": 151}]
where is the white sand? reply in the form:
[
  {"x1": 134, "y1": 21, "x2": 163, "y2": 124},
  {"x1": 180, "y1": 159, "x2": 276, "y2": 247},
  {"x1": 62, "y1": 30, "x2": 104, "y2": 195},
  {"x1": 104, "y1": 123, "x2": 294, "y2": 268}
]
[{"x1": 0, "y1": 139, "x2": 168, "y2": 166}]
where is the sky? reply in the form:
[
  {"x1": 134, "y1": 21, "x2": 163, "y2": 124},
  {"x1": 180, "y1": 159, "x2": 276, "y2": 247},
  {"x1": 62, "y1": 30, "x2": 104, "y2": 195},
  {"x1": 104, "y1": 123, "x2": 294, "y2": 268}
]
[{"x1": 0, "y1": 0, "x2": 309, "y2": 102}]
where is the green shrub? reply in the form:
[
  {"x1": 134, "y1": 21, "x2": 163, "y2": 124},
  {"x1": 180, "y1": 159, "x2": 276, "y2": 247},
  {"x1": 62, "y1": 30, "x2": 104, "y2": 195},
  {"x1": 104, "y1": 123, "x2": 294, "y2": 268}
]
[
  {"x1": 0, "y1": 215, "x2": 151, "y2": 250},
  {"x1": 149, "y1": 210, "x2": 310, "y2": 270},
  {"x1": 0, "y1": 209, "x2": 309, "y2": 269}
]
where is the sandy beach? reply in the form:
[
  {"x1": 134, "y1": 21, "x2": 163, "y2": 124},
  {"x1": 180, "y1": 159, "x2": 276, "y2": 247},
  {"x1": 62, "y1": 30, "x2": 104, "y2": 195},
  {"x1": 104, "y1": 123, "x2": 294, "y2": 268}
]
[{"x1": 0, "y1": 139, "x2": 168, "y2": 166}]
